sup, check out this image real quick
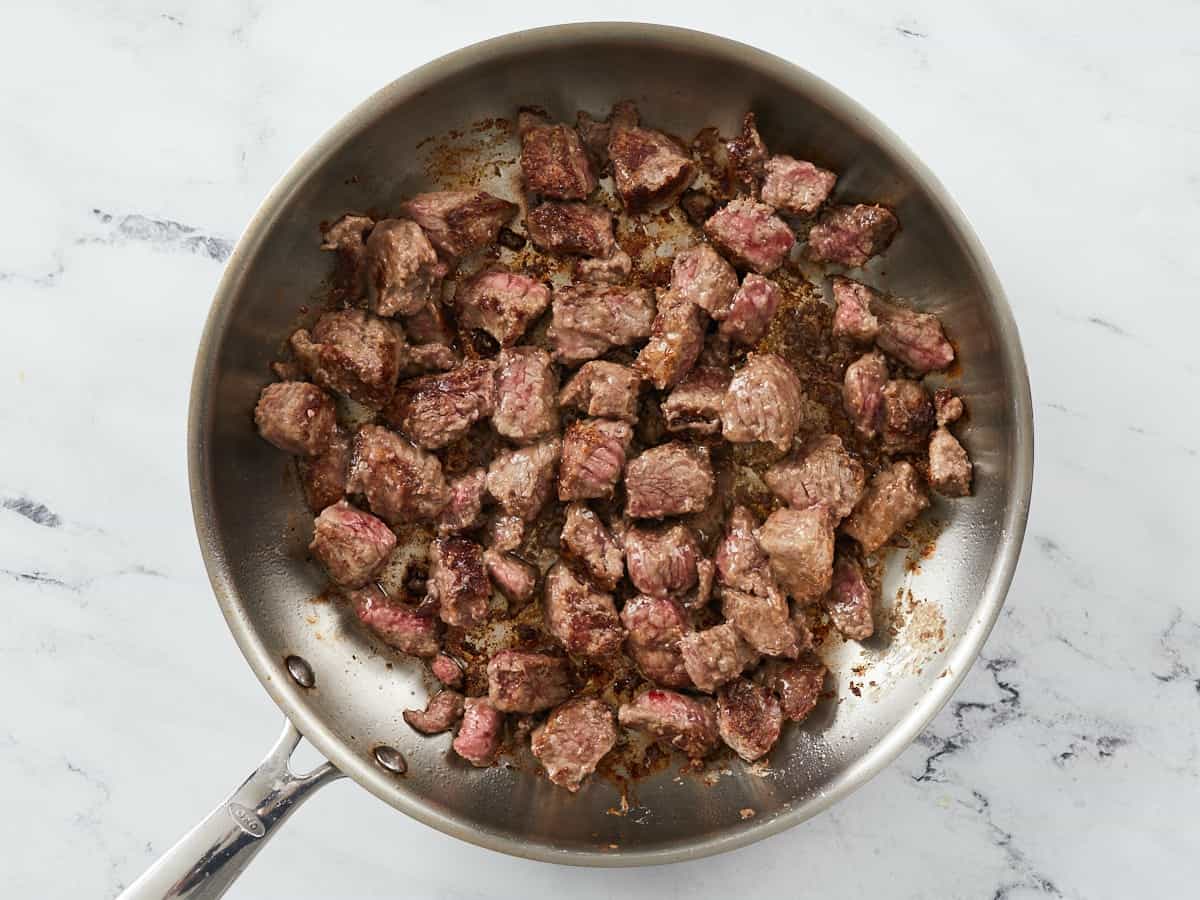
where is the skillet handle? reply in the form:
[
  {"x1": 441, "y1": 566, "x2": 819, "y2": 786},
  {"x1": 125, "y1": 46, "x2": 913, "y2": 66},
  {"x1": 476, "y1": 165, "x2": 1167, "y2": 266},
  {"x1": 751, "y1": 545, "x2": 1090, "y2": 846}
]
[{"x1": 117, "y1": 720, "x2": 343, "y2": 900}]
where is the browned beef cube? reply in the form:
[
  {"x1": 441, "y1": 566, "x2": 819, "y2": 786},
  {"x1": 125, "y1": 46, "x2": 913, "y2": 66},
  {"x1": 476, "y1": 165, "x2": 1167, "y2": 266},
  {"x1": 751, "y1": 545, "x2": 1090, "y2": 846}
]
[
  {"x1": 558, "y1": 418, "x2": 632, "y2": 501},
  {"x1": 933, "y1": 388, "x2": 965, "y2": 426},
  {"x1": 718, "y1": 273, "x2": 782, "y2": 346},
  {"x1": 428, "y1": 536, "x2": 489, "y2": 628},
  {"x1": 346, "y1": 425, "x2": 449, "y2": 524},
  {"x1": 663, "y1": 366, "x2": 730, "y2": 436},
  {"x1": 320, "y1": 213, "x2": 374, "y2": 291},
  {"x1": 363, "y1": 218, "x2": 444, "y2": 317},
  {"x1": 671, "y1": 243, "x2": 739, "y2": 318},
  {"x1": 431, "y1": 653, "x2": 463, "y2": 688},
  {"x1": 624, "y1": 523, "x2": 700, "y2": 597},
  {"x1": 402, "y1": 297, "x2": 454, "y2": 346},
  {"x1": 455, "y1": 268, "x2": 551, "y2": 347},
  {"x1": 483, "y1": 549, "x2": 537, "y2": 605},
  {"x1": 721, "y1": 352, "x2": 807, "y2": 451},
  {"x1": 290, "y1": 310, "x2": 402, "y2": 409},
  {"x1": 756, "y1": 507, "x2": 835, "y2": 603},
  {"x1": 761, "y1": 658, "x2": 826, "y2": 722},
  {"x1": 574, "y1": 248, "x2": 633, "y2": 284},
  {"x1": 704, "y1": 199, "x2": 795, "y2": 274},
  {"x1": 531, "y1": 698, "x2": 617, "y2": 792},
  {"x1": 486, "y1": 437, "x2": 561, "y2": 520},
  {"x1": 298, "y1": 426, "x2": 351, "y2": 511},
  {"x1": 526, "y1": 201, "x2": 616, "y2": 257},
  {"x1": 721, "y1": 585, "x2": 803, "y2": 658},
  {"x1": 520, "y1": 116, "x2": 597, "y2": 200},
  {"x1": 762, "y1": 156, "x2": 837, "y2": 217},
  {"x1": 310, "y1": 500, "x2": 396, "y2": 588},
  {"x1": 385, "y1": 359, "x2": 496, "y2": 450},
  {"x1": 548, "y1": 283, "x2": 655, "y2": 365},
  {"x1": 397, "y1": 341, "x2": 460, "y2": 378},
  {"x1": 608, "y1": 125, "x2": 696, "y2": 211},
  {"x1": 436, "y1": 467, "x2": 487, "y2": 535},
  {"x1": 543, "y1": 562, "x2": 624, "y2": 658},
  {"x1": 559, "y1": 361, "x2": 641, "y2": 423},
  {"x1": 725, "y1": 112, "x2": 768, "y2": 194},
  {"x1": 830, "y1": 276, "x2": 881, "y2": 344},
  {"x1": 717, "y1": 679, "x2": 783, "y2": 762},
  {"x1": 929, "y1": 426, "x2": 973, "y2": 497},
  {"x1": 806, "y1": 204, "x2": 898, "y2": 268},
  {"x1": 452, "y1": 697, "x2": 503, "y2": 767},
  {"x1": 400, "y1": 190, "x2": 518, "y2": 261},
  {"x1": 620, "y1": 594, "x2": 692, "y2": 688},
  {"x1": 492, "y1": 347, "x2": 559, "y2": 444},
  {"x1": 617, "y1": 689, "x2": 719, "y2": 758},
  {"x1": 635, "y1": 292, "x2": 705, "y2": 390},
  {"x1": 873, "y1": 299, "x2": 956, "y2": 373},
  {"x1": 575, "y1": 99, "x2": 639, "y2": 170},
  {"x1": 843, "y1": 351, "x2": 889, "y2": 438},
  {"x1": 486, "y1": 650, "x2": 572, "y2": 713},
  {"x1": 764, "y1": 434, "x2": 866, "y2": 523},
  {"x1": 403, "y1": 690, "x2": 465, "y2": 734},
  {"x1": 842, "y1": 461, "x2": 930, "y2": 553},
  {"x1": 347, "y1": 583, "x2": 440, "y2": 656},
  {"x1": 824, "y1": 556, "x2": 875, "y2": 641},
  {"x1": 625, "y1": 442, "x2": 714, "y2": 519},
  {"x1": 254, "y1": 381, "x2": 337, "y2": 456},
  {"x1": 484, "y1": 513, "x2": 525, "y2": 552},
  {"x1": 560, "y1": 502, "x2": 624, "y2": 591},
  {"x1": 881, "y1": 379, "x2": 935, "y2": 452},
  {"x1": 679, "y1": 624, "x2": 759, "y2": 693},
  {"x1": 715, "y1": 506, "x2": 772, "y2": 596}
]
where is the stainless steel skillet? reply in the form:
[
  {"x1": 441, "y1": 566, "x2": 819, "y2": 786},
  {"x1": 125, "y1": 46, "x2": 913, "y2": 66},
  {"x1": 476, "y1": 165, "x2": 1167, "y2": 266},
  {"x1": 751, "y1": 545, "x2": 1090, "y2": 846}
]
[{"x1": 120, "y1": 22, "x2": 1033, "y2": 899}]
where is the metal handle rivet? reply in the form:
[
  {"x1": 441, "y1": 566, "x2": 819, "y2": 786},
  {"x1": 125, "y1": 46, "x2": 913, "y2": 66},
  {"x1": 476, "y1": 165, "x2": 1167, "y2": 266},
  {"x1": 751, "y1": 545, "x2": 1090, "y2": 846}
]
[
  {"x1": 373, "y1": 745, "x2": 407, "y2": 774},
  {"x1": 285, "y1": 655, "x2": 315, "y2": 688}
]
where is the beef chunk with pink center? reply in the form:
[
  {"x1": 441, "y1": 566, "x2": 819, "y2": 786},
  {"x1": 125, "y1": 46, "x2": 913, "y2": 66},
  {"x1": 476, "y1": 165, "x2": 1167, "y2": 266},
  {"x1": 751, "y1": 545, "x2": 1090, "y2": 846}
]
[
  {"x1": 806, "y1": 203, "x2": 898, "y2": 268},
  {"x1": 456, "y1": 268, "x2": 551, "y2": 347},
  {"x1": 624, "y1": 442, "x2": 714, "y2": 519},
  {"x1": 254, "y1": 381, "x2": 337, "y2": 456},
  {"x1": 310, "y1": 500, "x2": 396, "y2": 588},
  {"x1": 704, "y1": 199, "x2": 795, "y2": 274}
]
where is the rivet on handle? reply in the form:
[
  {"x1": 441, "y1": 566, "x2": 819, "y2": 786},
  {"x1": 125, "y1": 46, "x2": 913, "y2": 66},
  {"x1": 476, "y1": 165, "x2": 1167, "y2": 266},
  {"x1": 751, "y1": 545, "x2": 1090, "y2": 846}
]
[
  {"x1": 373, "y1": 745, "x2": 407, "y2": 775},
  {"x1": 285, "y1": 655, "x2": 315, "y2": 689}
]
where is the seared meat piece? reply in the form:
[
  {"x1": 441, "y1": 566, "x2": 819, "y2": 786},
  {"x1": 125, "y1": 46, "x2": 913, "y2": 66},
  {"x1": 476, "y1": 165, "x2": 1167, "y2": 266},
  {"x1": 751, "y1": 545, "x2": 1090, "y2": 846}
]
[
  {"x1": 620, "y1": 594, "x2": 692, "y2": 688},
  {"x1": 520, "y1": 115, "x2": 597, "y2": 200},
  {"x1": 486, "y1": 437, "x2": 561, "y2": 520},
  {"x1": 671, "y1": 243, "x2": 739, "y2": 318},
  {"x1": 715, "y1": 506, "x2": 772, "y2": 596},
  {"x1": 761, "y1": 156, "x2": 837, "y2": 217},
  {"x1": 624, "y1": 442, "x2": 714, "y2": 519},
  {"x1": 543, "y1": 562, "x2": 624, "y2": 658},
  {"x1": 843, "y1": 351, "x2": 889, "y2": 438},
  {"x1": 764, "y1": 434, "x2": 866, "y2": 523},
  {"x1": 254, "y1": 381, "x2": 336, "y2": 456},
  {"x1": 608, "y1": 124, "x2": 697, "y2": 211},
  {"x1": 558, "y1": 418, "x2": 632, "y2": 501},
  {"x1": 618, "y1": 689, "x2": 719, "y2": 758},
  {"x1": 526, "y1": 201, "x2": 616, "y2": 257},
  {"x1": 679, "y1": 624, "x2": 759, "y2": 693},
  {"x1": 824, "y1": 556, "x2": 875, "y2": 641},
  {"x1": 842, "y1": 461, "x2": 930, "y2": 553},
  {"x1": 431, "y1": 653, "x2": 464, "y2": 688},
  {"x1": 397, "y1": 341, "x2": 460, "y2": 378},
  {"x1": 560, "y1": 502, "x2": 624, "y2": 591},
  {"x1": 635, "y1": 292, "x2": 705, "y2": 390},
  {"x1": 806, "y1": 204, "x2": 898, "y2": 268},
  {"x1": 531, "y1": 698, "x2": 617, "y2": 792},
  {"x1": 881, "y1": 379, "x2": 935, "y2": 452},
  {"x1": 347, "y1": 425, "x2": 449, "y2": 524},
  {"x1": 717, "y1": 679, "x2": 783, "y2": 762},
  {"x1": 691, "y1": 558, "x2": 716, "y2": 609},
  {"x1": 386, "y1": 359, "x2": 496, "y2": 450},
  {"x1": 483, "y1": 549, "x2": 537, "y2": 605},
  {"x1": 404, "y1": 690, "x2": 466, "y2": 734},
  {"x1": 761, "y1": 658, "x2": 826, "y2": 722},
  {"x1": 486, "y1": 650, "x2": 572, "y2": 713},
  {"x1": 624, "y1": 523, "x2": 700, "y2": 597},
  {"x1": 721, "y1": 352, "x2": 807, "y2": 451},
  {"x1": 400, "y1": 190, "x2": 518, "y2": 261},
  {"x1": 663, "y1": 365, "x2": 730, "y2": 436},
  {"x1": 721, "y1": 586, "x2": 803, "y2": 658},
  {"x1": 364, "y1": 218, "x2": 444, "y2": 317},
  {"x1": 484, "y1": 513, "x2": 525, "y2": 552},
  {"x1": 830, "y1": 276, "x2": 881, "y2": 343},
  {"x1": 310, "y1": 500, "x2": 396, "y2": 588},
  {"x1": 548, "y1": 283, "x2": 656, "y2": 365},
  {"x1": 428, "y1": 536, "x2": 489, "y2": 628},
  {"x1": 874, "y1": 299, "x2": 956, "y2": 373},
  {"x1": 929, "y1": 426, "x2": 973, "y2": 497},
  {"x1": 452, "y1": 697, "x2": 504, "y2": 767},
  {"x1": 575, "y1": 249, "x2": 632, "y2": 284},
  {"x1": 756, "y1": 507, "x2": 835, "y2": 603},
  {"x1": 402, "y1": 298, "x2": 454, "y2": 346},
  {"x1": 704, "y1": 199, "x2": 795, "y2": 274},
  {"x1": 455, "y1": 268, "x2": 551, "y2": 347},
  {"x1": 320, "y1": 213, "x2": 374, "y2": 282},
  {"x1": 492, "y1": 347, "x2": 559, "y2": 443},
  {"x1": 348, "y1": 583, "x2": 440, "y2": 656},
  {"x1": 934, "y1": 388, "x2": 965, "y2": 426},
  {"x1": 680, "y1": 189, "x2": 717, "y2": 225},
  {"x1": 719, "y1": 273, "x2": 782, "y2": 346},
  {"x1": 575, "y1": 99, "x2": 639, "y2": 170},
  {"x1": 726, "y1": 112, "x2": 768, "y2": 193},
  {"x1": 299, "y1": 427, "x2": 351, "y2": 511},
  {"x1": 559, "y1": 361, "x2": 641, "y2": 423},
  {"x1": 436, "y1": 467, "x2": 487, "y2": 535},
  {"x1": 290, "y1": 310, "x2": 402, "y2": 409}
]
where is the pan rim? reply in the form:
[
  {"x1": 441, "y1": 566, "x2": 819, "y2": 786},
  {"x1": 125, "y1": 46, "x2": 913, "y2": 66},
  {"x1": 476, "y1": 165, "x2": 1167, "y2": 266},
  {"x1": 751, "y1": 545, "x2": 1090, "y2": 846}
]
[{"x1": 187, "y1": 21, "x2": 1034, "y2": 867}]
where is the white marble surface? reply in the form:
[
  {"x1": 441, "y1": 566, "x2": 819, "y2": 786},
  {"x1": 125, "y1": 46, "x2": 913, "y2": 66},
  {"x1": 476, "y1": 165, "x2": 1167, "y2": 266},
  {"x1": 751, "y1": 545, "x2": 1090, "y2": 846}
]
[{"x1": 2, "y1": 2, "x2": 1197, "y2": 897}]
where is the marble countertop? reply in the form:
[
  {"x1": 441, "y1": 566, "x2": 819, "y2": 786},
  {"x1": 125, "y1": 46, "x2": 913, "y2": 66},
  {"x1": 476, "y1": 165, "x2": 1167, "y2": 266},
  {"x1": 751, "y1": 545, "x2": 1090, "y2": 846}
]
[{"x1": 3, "y1": 2, "x2": 1196, "y2": 897}]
